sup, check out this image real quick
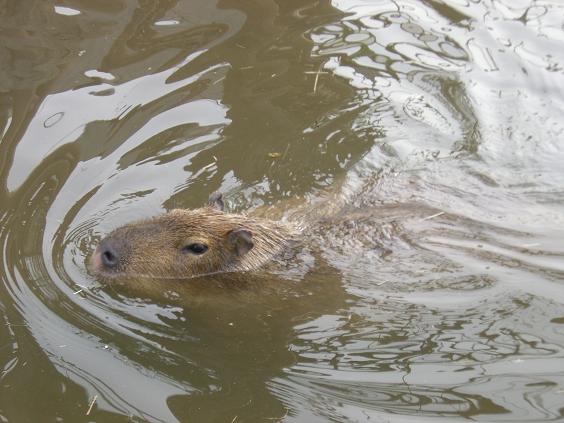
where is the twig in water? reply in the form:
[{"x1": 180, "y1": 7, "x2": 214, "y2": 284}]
[
  {"x1": 313, "y1": 69, "x2": 321, "y2": 94},
  {"x1": 311, "y1": 64, "x2": 329, "y2": 94},
  {"x1": 281, "y1": 143, "x2": 290, "y2": 160},
  {"x1": 73, "y1": 284, "x2": 88, "y2": 295},
  {"x1": 421, "y1": 211, "x2": 445, "y2": 221},
  {"x1": 212, "y1": 76, "x2": 226, "y2": 85},
  {"x1": 266, "y1": 409, "x2": 289, "y2": 420},
  {"x1": 86, "y1": 395, "x2": 97, "y2": 416}
]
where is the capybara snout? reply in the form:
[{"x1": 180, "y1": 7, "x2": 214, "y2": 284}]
[{"x1": 95, "y1": 238, "x2": 120, "y2": 269}]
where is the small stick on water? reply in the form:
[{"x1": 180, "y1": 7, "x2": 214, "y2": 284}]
[
  {"x1": 212, "y1": 76, "x2": 226, "y2": 85},
  {"x1": 281, "y1": 143, "x2": 290, "y2": 160},
  {"x1": 73, "y1": 284, "x2": 88, "y2": 295},
  {"x1": 313, "y1": 70, "x2": 321, "y2": 94},
  {"x1": 312, "y1": 64, "x2": 328, "y2": 94},
  {"x1": 86, "y1": 395, "x2": 97, "y2": 416},
  {"x1": 421, "y1": 211, "x2": 445, "y2": 221},
  {"x1": 266, "y1": 409, "x2": 289, "y2": 420},
  {"x1": 230, "y1": 416, "x2": 238, "y2": 423}
]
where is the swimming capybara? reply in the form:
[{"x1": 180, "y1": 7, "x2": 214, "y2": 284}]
[{"x1": 90, "y1": 192, "x2": 299, "y2": 279}]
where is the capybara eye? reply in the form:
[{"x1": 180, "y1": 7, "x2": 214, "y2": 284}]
[{"x1": 182, "y1": 243, "x2": 208, "y2": 255}]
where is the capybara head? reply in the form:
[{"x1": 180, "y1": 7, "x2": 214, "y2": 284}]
[{"x1": 90, "y1": 193, "x2": 296, "y2": 279}]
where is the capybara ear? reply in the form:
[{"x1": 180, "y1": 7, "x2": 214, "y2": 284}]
[
  {"x1": 208, "y1": 191, "x2": 224, "y2": 211},
  {"x1": 227, "y1": 228, "x2": 254, "y2": 256}
]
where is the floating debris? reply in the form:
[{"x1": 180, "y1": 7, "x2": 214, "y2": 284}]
[
  {"x1": 86, "y1": 395, "x2": 97, "y2": 416},
  {"x1": 309, "y1": 66, "x2": 328, "y2": 94},
  {"x1": 421, "y1": 211, "x2": 445, "y2": 221}
]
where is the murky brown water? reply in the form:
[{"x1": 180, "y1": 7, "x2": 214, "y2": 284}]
[{"x1": 1, "y1": 0, "x2": 564, "y2": 421}]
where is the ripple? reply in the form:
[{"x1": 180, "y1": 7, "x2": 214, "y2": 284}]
[{"x1": 277, "y1": 293, "x2": 564, "y2": 420}]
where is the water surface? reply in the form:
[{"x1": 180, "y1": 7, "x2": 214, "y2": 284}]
[{"x1": 1, "y1": 0, "x2": 564, "y2": 422}]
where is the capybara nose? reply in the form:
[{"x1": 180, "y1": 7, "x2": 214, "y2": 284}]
[{"x1": 99, "y1": 241, "x2": 119, "y2": 268}]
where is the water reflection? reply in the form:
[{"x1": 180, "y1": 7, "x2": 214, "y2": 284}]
[
  {"x1": 282, "y1": 0, "x2": 564, "y2": 420},
  {"x1": 1, "y1": 0, "x2": 564, "y2": 421},
  {"x1": 278, "y1": 294, "x2": 564, "y2": 420}
]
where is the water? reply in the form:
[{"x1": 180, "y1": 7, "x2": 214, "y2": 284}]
[{"x1": 1, "y1": 0, "x2": 564, "y2": 421}]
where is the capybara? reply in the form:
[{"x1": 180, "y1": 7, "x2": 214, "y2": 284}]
[{"x1": 90, "y1": 192, "x2": 299, "y2": 279}]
